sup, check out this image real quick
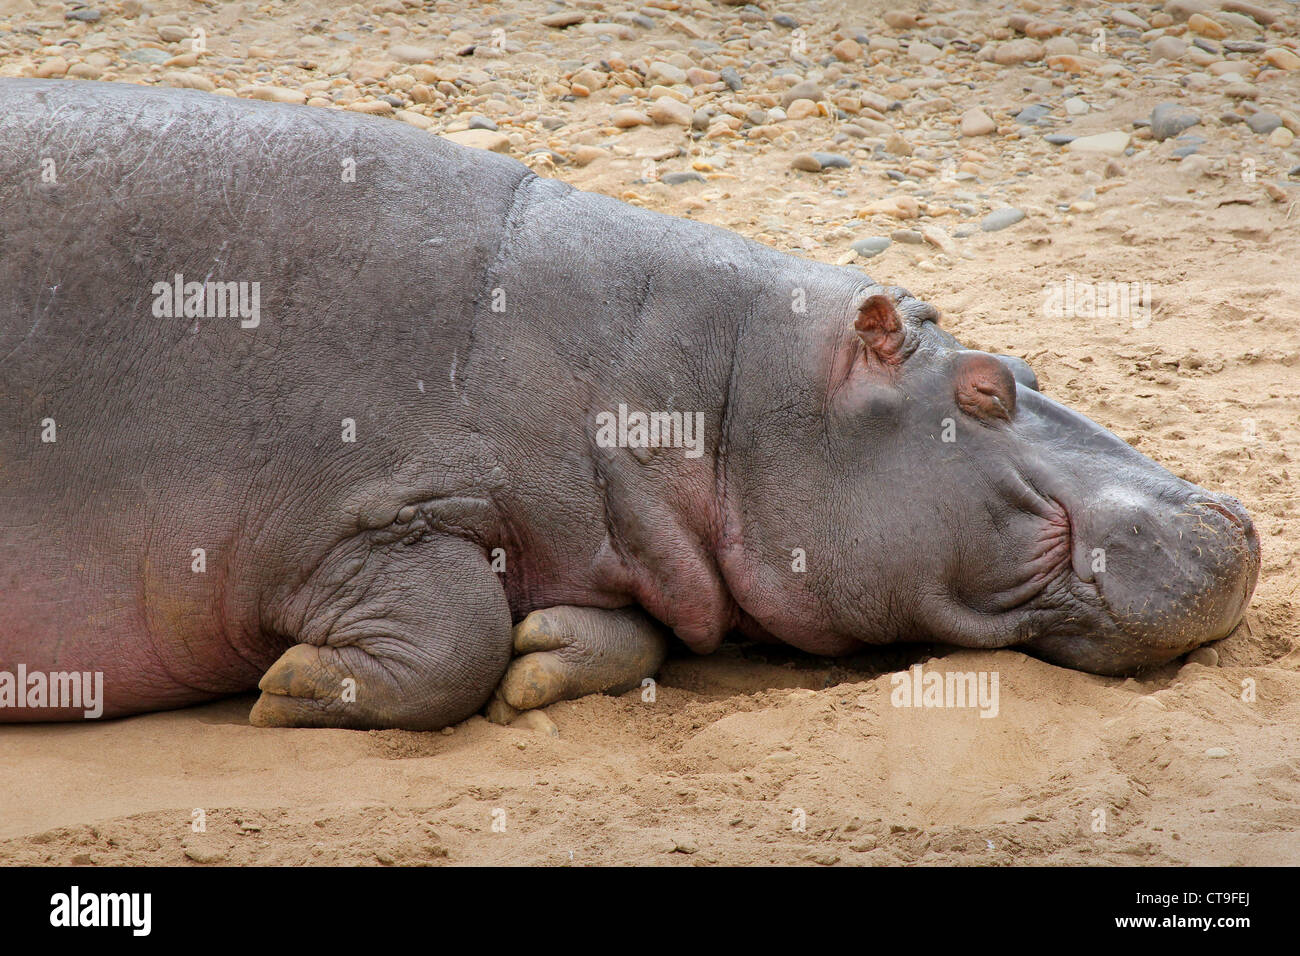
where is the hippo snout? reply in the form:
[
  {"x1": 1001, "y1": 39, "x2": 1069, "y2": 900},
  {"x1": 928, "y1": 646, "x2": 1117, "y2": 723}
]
[{"x1": 1052, "y1": 486, "x2": 1260, "y2": 672}]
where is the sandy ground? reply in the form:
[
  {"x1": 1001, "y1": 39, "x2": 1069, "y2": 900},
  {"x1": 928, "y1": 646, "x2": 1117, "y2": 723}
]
[{"x1": 0, "y1": 0, "x2": 1297, "y2": 865}]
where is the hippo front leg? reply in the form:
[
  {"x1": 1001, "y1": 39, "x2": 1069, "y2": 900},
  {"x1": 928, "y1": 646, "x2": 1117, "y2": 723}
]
[
  {"x1": 486, "y1": 606, "x2": 669, "y2": 723},
  {"x1": 249, "y1": 534, "x2": 512, "y2": 731}
]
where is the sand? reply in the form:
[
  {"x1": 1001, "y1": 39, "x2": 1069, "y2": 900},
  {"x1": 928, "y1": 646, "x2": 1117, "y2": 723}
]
[{"x1": 0, "y1": 0, "x2": 1297, "y2": 865}]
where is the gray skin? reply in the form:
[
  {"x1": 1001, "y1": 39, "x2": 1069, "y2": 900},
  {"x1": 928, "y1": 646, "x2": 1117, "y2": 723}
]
[{"x1": 0, "y1": 81, "x2": 1260, "y2": 729}]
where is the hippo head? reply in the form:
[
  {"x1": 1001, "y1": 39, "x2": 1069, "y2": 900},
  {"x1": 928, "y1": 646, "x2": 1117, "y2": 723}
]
[{"x1": 722, "y1": 285, "x2": 1260, "y2": 675}]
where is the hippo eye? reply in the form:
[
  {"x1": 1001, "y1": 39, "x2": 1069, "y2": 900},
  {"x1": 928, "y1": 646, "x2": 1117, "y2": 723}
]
[{"x1": 952, "y1": 351, "x2": 1017, "y2": 424}]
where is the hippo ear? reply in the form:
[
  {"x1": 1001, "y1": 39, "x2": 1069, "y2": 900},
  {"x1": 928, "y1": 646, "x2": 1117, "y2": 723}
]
[{"x1": 854, "y1": 293, "x2": 906, "y2": 365}]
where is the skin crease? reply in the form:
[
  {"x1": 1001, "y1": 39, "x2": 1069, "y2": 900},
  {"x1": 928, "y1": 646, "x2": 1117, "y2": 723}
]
[{"x1": 0, "y1": 80, "x2": 1260, "y2": 729}]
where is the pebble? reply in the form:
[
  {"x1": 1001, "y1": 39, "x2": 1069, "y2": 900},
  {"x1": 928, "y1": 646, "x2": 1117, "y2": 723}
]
[
  {"x1": 1015, "y1": 104, "x2": 1051, "y2": 125},
  {"x1": 1185, "y1": 646, "x2": 1219, "y2": 667},
  {"x1": 238, "y1": 85, "x2": 307, "y2": 105},
  {"x1": 909, "y1": 41, "x2": 942, "y2": 64},
  {"x1": 444, "y1": 129, "x2": 510, "y2": 152},
  {"x1": 540, "y1": 11, "x2": 584, "y2": 28},
  {"x1": 647, "y1": 96, "x2": 692, "y2": 126},
  {"x1": 1187, "y1": 13, "x2": 1228, "y2": 39},
  {"x1": 994, "y1": 39, "x2": 1044, "y2": 66},
  {"x1": 611, "y1": 109, "x2": 651, "y2": 128},
  {"x1": 1067, "y1": 130, "x2": 1131, "y2": 156},
  {"x1": 662, "y1": 171, "x2": 705, "y2": 185},
  {"x1": 66, "y1": 8, "x2": 100, "y2": 21},
  {"x1": 1204, "y1": 747, "x2": 1230, "y2": 759},
  {"x1": 812, "y1": 152, "x2": 851, "y2": 169},
  {"x1": 1064, "y1": 97, "x2": 1089, "y2": 116},
  {"x1": 781, "y1": 80, "x2": 823, "y2": 108},
  {"x1": 852, "y1": 237, "x2": 892, "y2": 258},
  {"x1": 468, "y1": 115, "x2": 498, "y2": 131},
  {"x1": 1246, "y1": 112, "x2": 1282, "y2": 134},
  {"x1": 981, "y1": 207, "x2": 1025, "y2": 231},
  {"x1": 720, "y1": 66, "x2": 743, "y2": 92},
  {"x1": 891, "y1": 229, "x2": 925, "y2": 244},
  {"x1": 1043, "y1": 133, "x2": 1076, "y2": 145},
  {"x1": 960, "y1": 107, "x2": 996, "y2": 137},
  {"x1": 1149, "y1": 36, "x2": 1188, "y2": 61},
  {"x1": 1269, "y1": 127, "x2": 1295, "y2": 147},
  {"x1": 1265, "y1": 48, "x2": 1300, "y2": 71},
  {"x1": 791, "y1": 153, "x2": 823, "y2": 172},
  {"x1": 1150, "y1": 102, "x2": 1201, "y2": 141}
]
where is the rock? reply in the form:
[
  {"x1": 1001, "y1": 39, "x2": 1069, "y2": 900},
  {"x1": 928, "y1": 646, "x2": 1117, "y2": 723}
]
[
  {"x1": 34, "y1": 57, "x2": 69, "y2": 78},
  {"x1": 237, "y1": 85, "x2": 307, "y2": 105},
  {"x1": 1149, "y1": 36, "x2": 1188, "y2": 60},
  {"x1": 572, "y1": 145, "x2": 608, "y2": 166},
  {"x1": 787, "y1": 98, "x2": 819, "y2": 121},
  {"x1": 395, "y1": 110, "x2": 432, "y2": 130},
  {"x1": 780, "y1": 80, "x2": 823, "y2": 109},
  {"x1": 648, "y1": 61, "x2": 688, "y2": 85},
  {"x1": 1265, "y1": 48, "x2": 1300, "y2": 71},
  {"x1": 720, "y1": 66, "x2": 743, "y2": 92},
  {"x1": 857, "y1": 196, "x2": 920, "y2": 219},
  {"x1": 540, "y1": 11, "x2": 584, "y2": 28},
  {"x1": 1270, "y1": 126, "x2": 1295, "y2": 147},
  {"x1": 1187, "y1": 13, "x2": 1228, "y2": 38},
  {"x1": 1043, "y1": 36, "x2": 1079, "y2": 57},
  {"x1": 444, "y1": 129, "x2": 510, "y2": 152},
  {"x1": 791, "y1": 154, "x2": 823, "y2": 172},
  {"x1": 468, "y1": 115, "x2": 498, "y2": 131},
  {"x1": 1048, "y1": 55, "x2": 1101, "y2": 74},
  {"x1": 611, "y1": 109, "x2": 651, "y2": 128},
  {"x1": 1064, "y1": 97, "x2": 1090, "y2": 116},
  {"x1": 1044, "y1": 133, "x2": 1076, "y2": 145},
  {"x1": 1204, "y1": 747, "x2": 1230, "y2": 758},
  {"x1": 157, "y1": 24, "x2": 189, "y2": 43},
  {"x1": 1151, "y1": 103, "x2": 1201, "y2": 141},
  {"x1": 1067, "y1": 130, "x2": 1130, "y2": 156},
  {"x1": 661, "y1": 171, "x2": 705, "y2": 185},
  {"x1": 832, "y1": 39, "x2": 862, "y2": 62},
  {"x1": 484, "y1": 692, "x2": 519, "y2": 725},
  {"x1": 883, "y1": 10, "x2": 919, "y2": 29},
  {"x1": 66, "y1": 8, "x2": 100, "y2": 21},
  {"x1": 162, "y1": 71, "x2": 216, "y2": 92},
  {"x1": 909, "y1": 42, "x2": 942, "y2": 64},
  {"x1": 1015, "y1": 104, "x2": 1051, "y2": 125},
  {"x1": 812, "y1": 152, "x2": 851, "y2": 169},
  {"x1": 891, "y1": 229, "x2": 925, "y2": 244},
  {"x1": 994, "y1": 39, "x2": 1044, "y2": 66},
  {"x1": 1246, "y1": 111, "x2": 1282, "y2": 134},
  {"x1": 960, "y1": 108, "x2": 996, "y2": 137},
  {"x1": 1113, "y1": 9, "x2": 1150, "y2": 29},
  {"x1": 389, "y1": 44, "x2": 436, "y2": 63},
  {"x1": 852, "y1": 237, "x2": 892, "y2": 258},
  {"x1": 647, "y1": 96, "x2": 692, "y2": 126},
  {"x1": 511, "y1": 710, "x2": 559, "y2": 735},
  {"x1": 1185, "y1": 646, "x2": 1219, "y2": 667},
  {"x1": 183, "y1": 844, "x2": 228, "y2": 864},
  {"x1": 981, "y1": 208, "x2": 1026, "y2": 231}
]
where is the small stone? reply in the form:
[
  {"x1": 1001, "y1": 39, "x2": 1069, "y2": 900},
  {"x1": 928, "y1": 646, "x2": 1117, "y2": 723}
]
[
  {"x1": 648, "y1": 61, "x2": 688, "y2": 85},
  {"x1": 832, "y1": 39, "x2": 862, "y2": 62},
  {"x1": 1187, "y1": 13, "x2": 1228, "y2": 38},
  {"x1": 780, "y1": 80, "x2": 823, "y2": 109},
  {"x1": 981, "y1": 208, "x2": 1026, "y2": 231},
  {"x1": 611, "y1": 109, "x2": 651, "y2": 128},
  {"x1": 1151, "y1": 102, "x2": 1201, "y2": 141},
  {"x1": 812, "y1": 152, "x2": 851, "y2": 169},
  {"x1": 994, "y1": 39, "x2": 1044, "y2": 65},
  {"x1": 1269, "y1": 126, "x2": 1294, "y2": 147},
  {"x1": 1185, "y1": 646, "x2": 1219, "y2": 667},
  {"x1": 1043, "y1": 133, "x2": 1076, "y2": 145},
  {"x1": 1067, "y1": 130, "x2": 1130, "y2": 156},
  {"x1": 960, "y1": 107, "x2": 996, "y2": 137},
  {"x1": 468, "y1": 115, "x2": 499, "y2": 131},
  {"x1": 891, "y1": 229, "x2": 925, "y2": 244},
  {"x1": 540, "y1": 11, "x2": 585, "y2": 28},
  {"x1": 238, "y1": 85, "x2": 307, "y2": 105},
  {"x1": 1204, "y1": 747, "x2": 1230, "y2": 758},
  {"x1": 852, "y1": 237, "x2": 892, "y2": 258},
  {"x1": 1065, "y1": 96, "x2": 1090, "y2": 116},
  {"x1": 884, "y1": 11, "x2": 919, "y2": 29},
  {"x1": 1043, "y1": 36, "x2": 1079, "y2": 57},
  {"x1": 444, "y1": 129, "x2": 510, "y2": 152},
  {"x1": 909, "y1": 41, "x2": 942, "y2": 64},
  {"x1": 1015, "y1": 104, "x2": 1051, "y2": 126},
  {"x1": 183, "y1": 844, "x2": 228, "y2": 864},
  {"x1": 157, "y1": 24, "x2": 189, "y2": 43},
  {"x1": 389, "y1": 44, "x2": 436, "y2": 63},
  {"x1": 670, "y1": 836, "x2": 698, "y2": 854},
  {"x1": 1265, "y1": 48, "x2": 1300, "y2": 71},
  {"x1": 573, "y1": 145, "x2": 608, "y2": 166},
  {"x1": 720, "y1": 67, "x2": 743, "y2": 92},
  {"x1": 1246, "y1": 112, "x2": 1282, "y2": 134},
  {"x1": 34, "y1": 57, "x2": 69, "y2": 78},
  {"x1": 66, "y1": 8, "x2": 100, "y2": 21},
  {"x1": 1149, "y1": 36, "x2": 1188, "y2": 61},
  {"x1": 662, "y1": 171, "x2": 706, "y2": 185},
  {"x1": 786, "y1": 98, "x2": 819, "y2": 121},
  {"x1": 647, "y1": 96, "x2": 692, "y2": 126},
  {"x1": 791, "y1": 153, "x2": 823, "y2": 172},
  {"x1": 772, "y1": 14, "x2": 798, "y2": 29}
]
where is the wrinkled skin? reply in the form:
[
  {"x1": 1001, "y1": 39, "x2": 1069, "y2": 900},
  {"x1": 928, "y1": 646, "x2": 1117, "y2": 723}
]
[{"x1": 0, "y1": 81, "x2": 1259, "y2": 728}]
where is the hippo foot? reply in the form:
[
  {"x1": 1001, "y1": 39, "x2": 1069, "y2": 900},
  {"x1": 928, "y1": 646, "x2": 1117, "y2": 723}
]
[{"x1": 486, "y1": 606, "x2": 668, "y2": 724}]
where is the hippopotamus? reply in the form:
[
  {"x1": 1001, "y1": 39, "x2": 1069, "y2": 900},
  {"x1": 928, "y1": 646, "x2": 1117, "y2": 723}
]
[{"x1": 0, "y1": 80, "x2": 1260, "y2": 729}]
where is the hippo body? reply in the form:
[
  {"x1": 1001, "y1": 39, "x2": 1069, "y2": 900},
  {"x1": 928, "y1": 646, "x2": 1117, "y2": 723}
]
[{"x1": 0, "y1": 81, "x2": 1259, "y2": 728}]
